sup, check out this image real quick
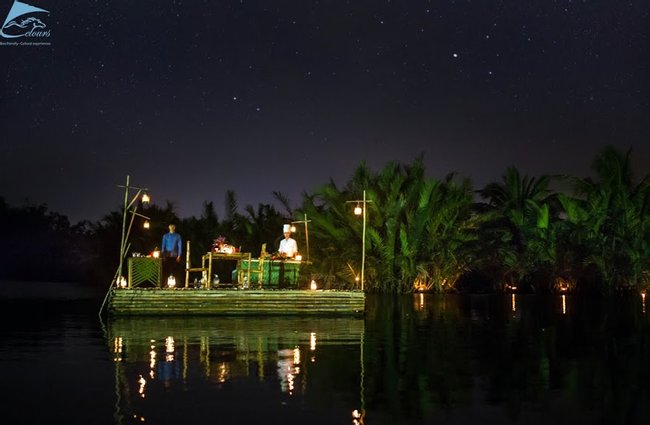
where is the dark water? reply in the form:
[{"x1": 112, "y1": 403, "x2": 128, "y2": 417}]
[{"x1": 1, "y1": 283, "x2": 650, "y2": 425}]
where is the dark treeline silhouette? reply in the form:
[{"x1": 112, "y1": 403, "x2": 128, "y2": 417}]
[
  {"x1": 0, "y1": 191, "x2": 291, "y2": 288},
  {"x1": 2, "y1": 146, "x2": 648, "y2": 293}
]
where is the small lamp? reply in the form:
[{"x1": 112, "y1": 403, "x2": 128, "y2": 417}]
[
  {"x1": 167, "y1": 275, "x2": 176, "y2": 288},
  {"x1": 141, "y1": 192, "x2": 150, "y2": 204},
  {"x1": 152, "y1": 248, "x2": 160, "y2": 258},
  {"x1": 310, "y1": 280, "x2": 317, "y2": 290},
  {"x1": 143, "y1": 220, "x2": 150, "y2": 229},
  {"x1": 295, "y1": 254, "x2": 302, "y2": 261},
  {"x1": 354, "y1": 204, "x2": 362, "y2": 215},
  {"x1": 290, "y1": 225, "x2": 297, "y2": 233},
  {"x1": 117, "y1": 276, "x2": 127, "y2": 288}
]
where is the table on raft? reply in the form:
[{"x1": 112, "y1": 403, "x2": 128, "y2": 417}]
[{"x1": 231, "y1": 258, "x2": 304, "y2": 288}]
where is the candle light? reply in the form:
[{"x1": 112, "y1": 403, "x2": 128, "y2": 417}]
[
  {"x1": 167, "y1": 275, "x2": 176, "y2": 288},
  {"x1": 117, "y1": 276, "x2": 127, "y2": 288}
]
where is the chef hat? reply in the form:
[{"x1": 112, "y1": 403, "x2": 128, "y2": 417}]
[{"x1": 283, "y1": 224, "x2": 291, "y2": 233}]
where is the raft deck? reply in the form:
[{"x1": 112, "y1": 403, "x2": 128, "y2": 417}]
[{"x1": 108, "y1": 288, "x2": 365, "y2": 316}]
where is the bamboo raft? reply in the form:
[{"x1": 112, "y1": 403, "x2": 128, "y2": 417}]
[{"x1": 108, "y1": 288, "x2": 365, "y2": 316}]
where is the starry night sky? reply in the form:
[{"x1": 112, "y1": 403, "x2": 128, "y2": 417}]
[{"x1": 1, "y1": 0, "x2": 649, "y2": 223}]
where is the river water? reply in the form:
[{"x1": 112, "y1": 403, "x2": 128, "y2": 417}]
[{"x1": 1, "y1": 282, "x2": 649, "y2": 425}]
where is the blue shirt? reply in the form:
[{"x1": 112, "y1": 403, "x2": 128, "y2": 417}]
[{"x1": 161, "y1": 232, "x2": 182, "y2": 258}]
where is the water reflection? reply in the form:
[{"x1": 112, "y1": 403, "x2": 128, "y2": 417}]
[
  {"x1": 642, "y1": 291, "x2": 646, "y2": 315},
  {"x1": 104, "y1": 295, "x2": 650, "y2": 425},
  {"x1": 363, "y1": 294, "x2": 650, "y2": 424},
  {"x1": 108, "y1": 316, "x2": 364, "y2": 424}
]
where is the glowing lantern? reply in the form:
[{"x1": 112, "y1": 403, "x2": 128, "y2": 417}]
[
  {"x1": 167, "y1": 275, "x2": 176, "y2": 288},
  {"x1": 117, "y1": 276, "x2": 127, "y2": 288}
]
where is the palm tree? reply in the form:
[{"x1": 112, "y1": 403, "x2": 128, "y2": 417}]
[
  {"x1": 404, "y1": 175, "x2": 477, "y2": 292},
  {"x1": 301, "y1": 158, "x2": 477, "y2": 293},
  {"x1": 240, "y1": 203, "x2": 286, "y2": 254},
  {"x1": 559, "y1": 147, "x2": 650, "y2": 290},
  {"x1": 477, "y1": 166, "x2": 556, "y2": 290},
  {"x1": 181, "y1": 201, "x2": 221, "y2": 267},
  {"x1": 300, "y1": 181, "x2": 365, "y2": 289}
]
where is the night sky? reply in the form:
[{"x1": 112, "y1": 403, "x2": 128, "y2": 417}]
[{"x1": 1, "y1": 0, "x2": 649, "y2": 223}]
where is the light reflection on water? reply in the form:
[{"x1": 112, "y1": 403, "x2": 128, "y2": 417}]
[
  {"x1": 108, "y1": 316, "x2": 365, "y2": 424},
  {"x1": 1, "y1": 291, "x2": 650, "y2": 425}
]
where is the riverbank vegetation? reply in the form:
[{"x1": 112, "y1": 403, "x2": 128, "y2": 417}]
[{"x1": 1, "y1": 146, "x2": 648, "y2": 294}]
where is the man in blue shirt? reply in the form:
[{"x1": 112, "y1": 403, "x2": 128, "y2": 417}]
[{"x1": 161, "y1": 224, "x2": 182, "y2": 287}]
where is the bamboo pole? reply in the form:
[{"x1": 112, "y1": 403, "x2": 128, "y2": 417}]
[{"x1": 361, "y1": 190, "x2": 366, "y2": 292}]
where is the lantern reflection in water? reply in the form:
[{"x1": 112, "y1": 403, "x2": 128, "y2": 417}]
[
  {"x1": 165, "y1": 336, "x2": 175, "y2": 362},
  {"x1": 149, "y1": 340, "x2": 156, "y2": 379},
  {"x1": 217, "y1": 362, "x2": 229, "y2": 383},
  {"x1": 137, "y1": 375, "x2": 146, "y2": 398},
  {"x1": 277, "y1": 347, "x2": 302, "y2": 394},
  {"x1": 108, "y1": 317, "x2": 364, "y2": 424},
  {"x1": 310, "y1": 332, "x2": 317, "y2": 362},
  {"x1": 412, "y1": 293, "x2": 426, "y2": 311},
  {"x1": 642, "y1": 290, "x2": 646, "y2": 315},
  {"x1": 113, "y1": 337, "x2": 124, "y2": 362},
  {"x1": 352, "y1": 408, "x2": 365, "y2": 425},
  {"x1": 310, "y1": 332, "x2": 317, "y2": 351}
]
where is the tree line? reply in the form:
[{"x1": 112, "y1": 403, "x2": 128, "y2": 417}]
[{"x1": 1, "y1": 146, "x2": 648, "y2": 294}]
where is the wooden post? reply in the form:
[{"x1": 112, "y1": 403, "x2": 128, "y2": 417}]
[
  {"x1": 361, "y1": 190, "x2": 366, "y2": 292},
  {"x1": 118, "y1": 175, "x2": 130, "y2": 283},
  {"x1": 185, "y1": 240, "x2": 191, "y2": 288},
  {"x1": 304, "y1": 213, "x2": 310, "y2": 263}
]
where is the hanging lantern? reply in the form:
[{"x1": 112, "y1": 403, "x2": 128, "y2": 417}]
[
  {"x1": 143, "y1": 220, "x2": 150, "y2": 229},
  {"x1": 141, "y1": 192, "x2": 150, "y2": 204}
]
